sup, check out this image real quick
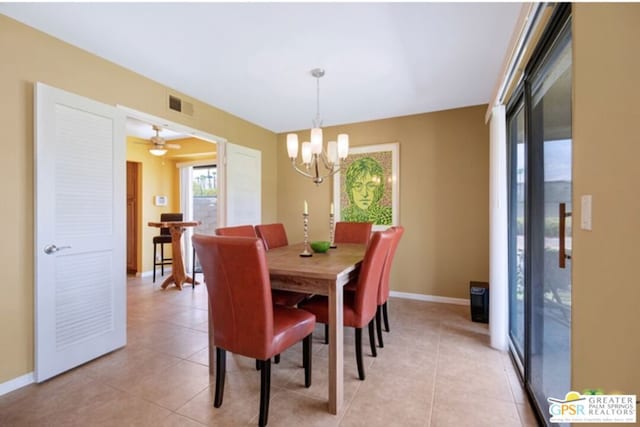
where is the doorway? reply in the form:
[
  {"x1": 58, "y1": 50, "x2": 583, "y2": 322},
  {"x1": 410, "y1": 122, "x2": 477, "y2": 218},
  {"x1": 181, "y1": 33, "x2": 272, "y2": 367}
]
[{"x1": 122, "y1": 109, "x2": 222, "y2": 278}]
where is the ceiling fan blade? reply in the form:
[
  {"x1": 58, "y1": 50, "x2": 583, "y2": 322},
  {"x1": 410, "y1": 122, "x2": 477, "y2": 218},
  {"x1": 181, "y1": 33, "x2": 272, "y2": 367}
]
[{"x1": 166, "y1": 143, "x2": 181, "y2": 149}]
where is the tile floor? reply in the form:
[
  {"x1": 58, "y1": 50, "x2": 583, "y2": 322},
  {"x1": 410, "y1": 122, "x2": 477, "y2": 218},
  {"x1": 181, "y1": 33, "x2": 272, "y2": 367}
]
[{"x1": 0, "y1": 276, "x2": 539, "y2": 426}]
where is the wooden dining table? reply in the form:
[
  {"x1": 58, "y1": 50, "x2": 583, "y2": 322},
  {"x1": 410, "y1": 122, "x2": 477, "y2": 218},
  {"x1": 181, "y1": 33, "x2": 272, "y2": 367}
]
[
  {"x1": 206, "y1": 242, "x2": 366, "y2": 415},
  {"x1": 147, "y1": 220, "x2": 200, "y2": 290}
]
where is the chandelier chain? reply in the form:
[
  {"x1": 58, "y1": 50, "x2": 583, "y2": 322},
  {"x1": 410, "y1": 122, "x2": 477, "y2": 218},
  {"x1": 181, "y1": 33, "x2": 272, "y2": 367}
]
[{"x1": 315, "y1": 74, "x2": 321, "y2": 127}]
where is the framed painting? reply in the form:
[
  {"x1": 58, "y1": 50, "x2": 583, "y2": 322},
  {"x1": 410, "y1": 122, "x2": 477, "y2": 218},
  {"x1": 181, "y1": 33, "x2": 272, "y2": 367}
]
[{"x1": 333, "y1": 142, "x2": 399, "y2": 231}]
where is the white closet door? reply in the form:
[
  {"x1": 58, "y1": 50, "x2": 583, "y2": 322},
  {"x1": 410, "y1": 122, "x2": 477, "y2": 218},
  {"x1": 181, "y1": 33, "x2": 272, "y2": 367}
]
[
  {"x1": 34, "y1": 82, "x2": 126, "y2": 382},
  {"x1": 224, "y1": 143, "x2": 261, "y2": 226}
]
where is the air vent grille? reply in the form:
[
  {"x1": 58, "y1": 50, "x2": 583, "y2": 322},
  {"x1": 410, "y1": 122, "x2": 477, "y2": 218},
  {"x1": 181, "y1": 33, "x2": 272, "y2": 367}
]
[
  {"x1": 168, "y1": 95, "x2": 195, "y2": 117},
  {"x1": 169, "y1": 95, "x2": 181, "y2": 112}
]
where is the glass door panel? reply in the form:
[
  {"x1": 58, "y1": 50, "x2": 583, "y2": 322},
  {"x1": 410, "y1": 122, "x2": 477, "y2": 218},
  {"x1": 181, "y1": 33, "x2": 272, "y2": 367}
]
[
  {"x1": 528, "y1": 23, "x2": 572, "y2": 419},
  {"x1": 508, "y1": 98, "x2": 526, "y2": 366},
  {"x1": 192, "y1": 165, "x2": 217, "y2": 272}
]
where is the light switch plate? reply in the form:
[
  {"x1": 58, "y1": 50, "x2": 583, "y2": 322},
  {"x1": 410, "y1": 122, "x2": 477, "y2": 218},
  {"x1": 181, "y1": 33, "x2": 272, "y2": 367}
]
[{"x1": 581, "y1": 195, "x2": 592, "y2": 230}]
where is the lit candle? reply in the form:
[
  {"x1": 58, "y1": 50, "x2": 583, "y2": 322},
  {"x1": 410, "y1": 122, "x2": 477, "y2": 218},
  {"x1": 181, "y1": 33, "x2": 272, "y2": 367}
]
[
  {"x1": 330, "y1": 202, "x2": 334, "y2": 215},
  {"x1": 304, "y1": 200, "x2": 308, "y2": 215}
]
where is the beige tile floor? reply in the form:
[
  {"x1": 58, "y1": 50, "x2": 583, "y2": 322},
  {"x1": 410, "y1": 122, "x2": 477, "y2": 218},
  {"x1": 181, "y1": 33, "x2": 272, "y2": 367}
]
[{"x1": 0, "y1": 276, "x2": 539, "y2": 426}]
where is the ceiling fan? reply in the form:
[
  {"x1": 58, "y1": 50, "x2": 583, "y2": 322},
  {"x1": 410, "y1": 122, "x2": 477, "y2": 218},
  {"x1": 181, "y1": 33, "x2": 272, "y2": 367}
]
[{"x1": 146, "y1": 125, "x2": 181, "y2": 156}]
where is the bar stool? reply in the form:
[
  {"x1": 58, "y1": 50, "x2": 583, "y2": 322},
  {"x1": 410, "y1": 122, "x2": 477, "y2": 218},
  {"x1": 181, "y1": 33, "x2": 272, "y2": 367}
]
[{"x1": 152, "y1": 212, "x2": 183, "y2": 283}]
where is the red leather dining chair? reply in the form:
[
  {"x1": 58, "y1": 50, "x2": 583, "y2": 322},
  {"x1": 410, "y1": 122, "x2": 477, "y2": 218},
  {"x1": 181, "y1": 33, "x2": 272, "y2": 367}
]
[
  {"x1": 215, "y1": 224, "x2": 305, "y2": 366},
  {"x1": 254, "y1": 223, "x2": 309, "y2": 307},
  {"x1": 215, "y1": 225, "x2": 256, "y2": 237},
  {"x1": 299, "y1": 230, "x2": 392, "y2": 380},
  {"x1": 374, "y1": 226, "x2": 404, "y2": 348},
  {"x1": 192, "y1": 235, "x2": 315, "y2": 427},
  {"x1": 320, "y1": 221, "x2": 373, "y2": 343},
  {"x1": 333, "y1": 221, "x2": 372, "y2": 245},
  {"x1": 255, "y1": 223, "x2": 289, "y2": 250}
]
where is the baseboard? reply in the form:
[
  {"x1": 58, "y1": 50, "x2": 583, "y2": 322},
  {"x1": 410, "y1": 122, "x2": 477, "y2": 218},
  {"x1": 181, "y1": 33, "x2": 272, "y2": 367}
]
[
  {"x1": 390, "y1": 290, "x2": 469, "y2": 306},
  {"x1": 0, "y1": 372, "x2": 34, "y2": 396},
  {"x1": 136, "y1": 268, "x2": 172, "y2": 278}
]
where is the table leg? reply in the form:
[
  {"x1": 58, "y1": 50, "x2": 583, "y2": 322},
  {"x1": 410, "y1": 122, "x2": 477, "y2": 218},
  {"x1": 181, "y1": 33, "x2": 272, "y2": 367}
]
[
  {"x1": 328, "y1": 281, "x2": 344, "y2": 415},
  {"x1": 160, "y1": 226, "x2": 198, "y2": 290}
]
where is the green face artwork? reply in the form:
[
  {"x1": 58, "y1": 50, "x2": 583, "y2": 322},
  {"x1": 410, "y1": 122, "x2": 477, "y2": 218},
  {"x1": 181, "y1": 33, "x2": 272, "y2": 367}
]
[
  {"x1": 343, "y1": 156, "x2": 393, "y2": 225},
  {"x1": 351, "y1": 173, "x2": 381, "y2": 210}
]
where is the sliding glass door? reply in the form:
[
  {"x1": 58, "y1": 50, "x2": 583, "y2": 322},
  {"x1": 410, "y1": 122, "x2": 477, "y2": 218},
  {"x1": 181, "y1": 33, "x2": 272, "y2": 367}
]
[
  {"x1": 507, "y1": 94, "x2": 526, "y2": 368},
  {"x1": 507, "y1": 6, "x2": 572, "y2": 424},
  {"x1": 528, "y1": 19, "x2": 572, "y2": 415}
]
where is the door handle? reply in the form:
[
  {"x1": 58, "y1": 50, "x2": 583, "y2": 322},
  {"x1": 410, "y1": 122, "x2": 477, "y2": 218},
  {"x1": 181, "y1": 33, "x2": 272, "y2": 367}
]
[
  {"x1": 43, "y1": 244, "x2": 72, "y2": 255},
  {"x1": 559, "y1": 203, "x2": 571, "y2": 269}
]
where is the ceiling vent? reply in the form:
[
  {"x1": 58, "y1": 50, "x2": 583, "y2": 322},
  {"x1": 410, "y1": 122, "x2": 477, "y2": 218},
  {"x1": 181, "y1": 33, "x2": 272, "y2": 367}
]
[{"x1": 168, "y1": 94, "x2": 194, "y2": 117}]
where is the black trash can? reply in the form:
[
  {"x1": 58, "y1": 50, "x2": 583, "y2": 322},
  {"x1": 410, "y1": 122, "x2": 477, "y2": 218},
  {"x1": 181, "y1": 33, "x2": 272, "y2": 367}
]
[{"x1": 470, "y1": 281, "x2": 489, "y2": 323}]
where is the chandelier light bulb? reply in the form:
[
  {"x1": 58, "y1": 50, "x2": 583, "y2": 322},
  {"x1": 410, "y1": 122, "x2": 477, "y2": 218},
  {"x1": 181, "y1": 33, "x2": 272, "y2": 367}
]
[
  {"x1": 337, "y1": 134, "x2": 349, "y2": 159},
  {"x1": 327, "y1": 140, "x2": 337, "y2": 164},
  {"x1": 310, "y1": 128, "x2": 323, "y2": 154},
  {"x1": 301, "y1": 142, "x2": 312, "y2": 164},
  {"x1": 287, "y1": 133, "x2": 299, "y2": 159}
]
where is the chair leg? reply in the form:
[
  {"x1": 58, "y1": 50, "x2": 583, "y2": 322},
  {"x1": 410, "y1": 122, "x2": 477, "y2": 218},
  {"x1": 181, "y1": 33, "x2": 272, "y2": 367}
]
[
  {"x1": 274, "y1": 354, "x2": 280, "y2": 364},
  {"x1": 160, "y1": 243, "x2": 165, "y2": 277},
  {"x1": 258, "y1": 359, "x2": 271, "y2": 427},
  {"x1": 303, "y1": 334, "x2": 312, "y2": 388},
  {"x1": 153, "y1": 243, "x2": 157, "y2": 283},
  {"x1": 376, "y1": 306, "x2": 384, "y2": 348},
  {"x1": 368, "y1": 319, "x2": 377, "y2": 357},
  {"x1": 355, "y1": 328, "x2": 365, "y2": 380},
  {"x1": 324, "y1": 324, "x2": 329, "y2": 344},
  {"x1": 383, "y1": 301, "x2": 390, "y2": 332},
  {"x1": 214, "y1": 347, "x2": 226, "y2": 408}
]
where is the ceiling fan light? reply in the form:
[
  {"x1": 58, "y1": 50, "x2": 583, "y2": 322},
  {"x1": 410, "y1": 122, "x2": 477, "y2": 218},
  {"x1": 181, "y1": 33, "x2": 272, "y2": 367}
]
[{"x1": 149, "y1": 147, "x2": 167, "y2": 156}]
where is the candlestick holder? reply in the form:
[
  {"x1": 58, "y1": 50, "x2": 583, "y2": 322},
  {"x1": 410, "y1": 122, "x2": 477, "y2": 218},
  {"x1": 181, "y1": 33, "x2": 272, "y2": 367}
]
[
  {"x1": 300, "y1": 213, "x2": 313, "y2": 257},
  {"x1": 329, "y1": 213, "x2": 337, "y2": 248}
]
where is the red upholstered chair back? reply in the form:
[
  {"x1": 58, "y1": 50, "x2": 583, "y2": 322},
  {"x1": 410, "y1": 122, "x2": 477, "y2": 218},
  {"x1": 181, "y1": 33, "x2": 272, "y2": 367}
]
[
  {"x1": 255, "y1": 223, "x2": 289, "y2": 250},
  {"x1": 378, "y1": 226, "x2": 404, "y2": 305},
  {"x1": 215, "y1": 225, "x2": 257, "y2": 238},
  {"x1": 334, "y1": 222, "x2": 372, "y2": 244},
  {"x1": 192, "y1": 234, "x2": 274, "y2": 360},
  {"x1": 352, "y1": 230, "x2": 393, "y2": 326}
]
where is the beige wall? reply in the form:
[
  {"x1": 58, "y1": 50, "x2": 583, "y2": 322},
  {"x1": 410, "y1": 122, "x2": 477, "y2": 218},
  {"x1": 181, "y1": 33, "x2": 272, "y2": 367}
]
[
  {"x1": 572, "y1": 4, "x2": 640, "y2": 396},
  {"x1": 0, "y1": 15, "x2": 278, "y2": 383},
  {"x1": 277, "y1": 105, "x2": 490, "y2": 298}
]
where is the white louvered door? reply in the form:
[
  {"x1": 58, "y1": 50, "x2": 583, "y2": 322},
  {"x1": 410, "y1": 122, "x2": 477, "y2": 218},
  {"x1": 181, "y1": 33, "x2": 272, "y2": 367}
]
[
  {"x1": 35, "y1": 83, "x2": 126, "y2": 382},
  {"x1": 224, "y1": 142, "x2": 261, "y2": 226}
]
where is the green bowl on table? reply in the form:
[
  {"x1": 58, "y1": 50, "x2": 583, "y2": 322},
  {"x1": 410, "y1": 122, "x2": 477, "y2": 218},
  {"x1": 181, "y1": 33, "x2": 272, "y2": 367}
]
[{"x1": 310, "y1": 241, "x2": 331, "y2": 253}]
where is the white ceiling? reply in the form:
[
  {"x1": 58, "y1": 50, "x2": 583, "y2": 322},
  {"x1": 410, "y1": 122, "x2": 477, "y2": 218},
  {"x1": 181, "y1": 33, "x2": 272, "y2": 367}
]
[
  {"x1": 1, "y1": 2, "x2": 522, "y2": 133},
  {"x1": 125, "y1": 117, "x2": 185, "y2": 141}
]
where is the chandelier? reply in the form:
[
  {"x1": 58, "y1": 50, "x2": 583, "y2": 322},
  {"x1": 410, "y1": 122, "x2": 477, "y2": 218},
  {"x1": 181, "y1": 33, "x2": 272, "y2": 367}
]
[{"x1": 286, "y1": 68, "x2": 349, "y2": 185}]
